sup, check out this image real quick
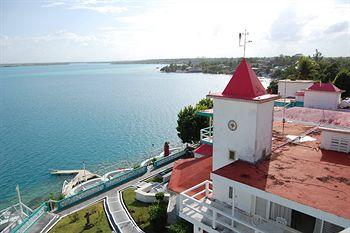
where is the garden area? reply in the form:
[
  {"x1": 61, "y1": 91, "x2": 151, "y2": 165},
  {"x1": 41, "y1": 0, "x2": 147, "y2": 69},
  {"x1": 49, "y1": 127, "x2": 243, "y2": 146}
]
[
  {"x1": 49, "y1": 202, "x2": 111, "y2": 233},
  {"x1": 122, "y1": 187, "x2": 192, "y2": 233}
]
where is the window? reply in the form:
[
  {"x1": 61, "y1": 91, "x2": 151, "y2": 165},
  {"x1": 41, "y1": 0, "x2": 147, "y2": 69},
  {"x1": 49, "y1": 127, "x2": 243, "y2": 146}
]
[
  {"x1": 229, "y1": 150, "x2": 236, "y2": 160},
  {"x1": 229, "y1": 187, "x2": 233, "y2": 199}
]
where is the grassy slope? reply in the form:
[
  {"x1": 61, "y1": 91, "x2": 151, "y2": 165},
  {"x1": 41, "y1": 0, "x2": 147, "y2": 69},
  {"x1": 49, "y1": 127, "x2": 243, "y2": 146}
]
[
  {"x1": 49, "y1": 202, "x2": 111, "y2": 233},
  {"x1": 122, "y1": 188, "x2": 154, "y2": 232}
]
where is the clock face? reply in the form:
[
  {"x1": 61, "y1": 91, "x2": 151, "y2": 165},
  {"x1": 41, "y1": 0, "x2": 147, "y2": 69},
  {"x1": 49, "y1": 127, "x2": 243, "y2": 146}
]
[{"x1": 228, "y1": 120, "x2": 237, "y2": 131}]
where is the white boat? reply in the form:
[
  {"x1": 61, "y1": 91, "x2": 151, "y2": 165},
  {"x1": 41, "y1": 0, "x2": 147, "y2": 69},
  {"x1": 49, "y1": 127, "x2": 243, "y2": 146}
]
[{"x1": 68, "y1": 177, "x2": 103, "y2": 196}]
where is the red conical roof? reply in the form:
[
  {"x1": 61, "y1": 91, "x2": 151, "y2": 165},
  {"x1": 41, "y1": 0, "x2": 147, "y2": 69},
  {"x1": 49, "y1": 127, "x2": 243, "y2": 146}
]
[{"x1": 221, "y1": 58, "x2": 266, "y2": 99}]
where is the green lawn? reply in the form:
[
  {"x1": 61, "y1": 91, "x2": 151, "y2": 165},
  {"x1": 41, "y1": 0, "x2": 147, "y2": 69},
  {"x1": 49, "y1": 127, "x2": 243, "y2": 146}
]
[
  {"x1": 122, "y1": 188, "x2": 154, "y2": 232},
  {"x1": 49, "y1": 202, "x2": 111, "y2": 233},
  {"x1": 144, "y1": 175, "x2": 163, "y2": 183}
]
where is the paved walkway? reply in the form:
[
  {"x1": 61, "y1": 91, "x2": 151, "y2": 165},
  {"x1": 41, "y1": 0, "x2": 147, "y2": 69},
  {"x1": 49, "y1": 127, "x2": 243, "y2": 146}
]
[
  {"x1": 37, "y1": 163, "x2": 175, "y2": 233},
  {"x1": 105, "y1": 193, "x2": 142, "y2": 233},
  {"x1": 28, "y1": 212, "x2": 58, "y2": 233}
]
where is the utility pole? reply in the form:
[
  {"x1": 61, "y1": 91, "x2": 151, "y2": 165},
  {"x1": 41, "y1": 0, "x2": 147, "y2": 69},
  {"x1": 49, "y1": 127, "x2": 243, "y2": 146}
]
[
  {"x1": 83, "y1": 161, "x2": 86, "y2": 181},
  {"x1": 16, "y1": 185, "x2": 24, "y2": 214},
  {"x1": 239, "y1": 29, "x2": 252, "y2": 58}
]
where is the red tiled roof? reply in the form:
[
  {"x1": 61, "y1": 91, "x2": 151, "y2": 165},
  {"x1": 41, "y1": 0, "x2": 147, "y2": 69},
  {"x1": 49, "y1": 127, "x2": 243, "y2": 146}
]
[
  {"x1": 307, "y1": 83, "x2": 343, "y2": 92},
  {"x1": 194, "y1": 144, "x2": 213, "y2": 157},
  {"x1": 168, "y1": 155, "x2": 212, "y2": 194},
  {"x1": 208, "y1": 58, "x2": 267, "y2": 100},
  {"x1": 213, "y1": 122, "x2": 350, "y2": 220}
]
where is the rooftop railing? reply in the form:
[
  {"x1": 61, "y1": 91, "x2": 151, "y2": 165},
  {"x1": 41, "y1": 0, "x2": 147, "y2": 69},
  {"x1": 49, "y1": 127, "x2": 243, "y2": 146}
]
[
  {"x1": 179, "y1": 180, "x2": 300, "y2": 233},
  {"x1": 200, "y1": 126, "x2": 213, "y2": 145}
]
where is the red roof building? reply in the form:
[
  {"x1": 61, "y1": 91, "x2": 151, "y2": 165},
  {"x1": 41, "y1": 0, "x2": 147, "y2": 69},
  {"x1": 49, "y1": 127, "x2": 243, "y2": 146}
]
[
  {"x1": 307, "y1": 83, "x2": 343, "y2": 92},
  {"x1": 193, "y1": 144, "x2": 213, "y2": 157},
  {"x1": 212, "y1": 122, "x2": 350, "y2": 221},
  {"x1": 208, "y1": 58, "x2": 277, "y2": 101},
  {"x1": 168, "y1": 155, "x2": 212, "y2": 194}
]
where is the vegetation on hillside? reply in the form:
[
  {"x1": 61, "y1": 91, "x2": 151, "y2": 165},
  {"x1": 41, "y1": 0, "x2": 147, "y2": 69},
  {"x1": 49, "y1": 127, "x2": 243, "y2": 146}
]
[{"x1": 176, "y1": 98, "x2": 213, "y2": 143}]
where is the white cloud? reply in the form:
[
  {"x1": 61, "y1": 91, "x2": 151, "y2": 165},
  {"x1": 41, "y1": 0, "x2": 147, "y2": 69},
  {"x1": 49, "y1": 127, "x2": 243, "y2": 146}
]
[
  {"x1": 68, "y1": 5, "x2": 127, "y2": 13},
  {"x1": 324, "y1": 21, "x2": 349, "y2": 34},
  {"x1": 42, "y1": 2, "x2": 66, "y2": 8},
  {"x1": 3, "y1": 0, "x2": 350, "y2": 63},
  {"x1": 42, "y1": 0, "x2": 127, "y2": 14}
]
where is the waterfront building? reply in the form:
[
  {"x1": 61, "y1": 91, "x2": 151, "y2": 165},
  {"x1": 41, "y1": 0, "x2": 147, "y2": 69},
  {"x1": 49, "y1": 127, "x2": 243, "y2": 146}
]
[{"x1": 169, "y1": 58, "x2": 350, "y2": 233}]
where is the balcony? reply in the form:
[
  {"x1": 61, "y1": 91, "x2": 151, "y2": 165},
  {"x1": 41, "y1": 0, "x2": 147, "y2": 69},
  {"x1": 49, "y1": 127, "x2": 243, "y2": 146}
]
[
  {"x1": 200, "y1": 126, "x2": 213, "y2": 145},
  {"x1": 179, "y1": 180, "x2": 300, "y2": 233}
]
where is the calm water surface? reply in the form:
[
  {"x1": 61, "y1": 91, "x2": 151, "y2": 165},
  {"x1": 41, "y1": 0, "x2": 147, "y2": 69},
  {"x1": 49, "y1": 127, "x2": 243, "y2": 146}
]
[{"x1": 0, "y1": 63, "x2": 233, "y2": 208}]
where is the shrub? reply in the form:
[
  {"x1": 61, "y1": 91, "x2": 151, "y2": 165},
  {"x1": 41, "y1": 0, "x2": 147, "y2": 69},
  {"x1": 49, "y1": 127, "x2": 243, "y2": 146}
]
[
  {"x1": 69, "y1": 213, "x2": 79, "y2": 223},
  {"x1": 169, "y1": 219, "x2": 192, "y2": 233},
  {"x1": 155, "y1": 192, "x2": 164, "y2": 202}
]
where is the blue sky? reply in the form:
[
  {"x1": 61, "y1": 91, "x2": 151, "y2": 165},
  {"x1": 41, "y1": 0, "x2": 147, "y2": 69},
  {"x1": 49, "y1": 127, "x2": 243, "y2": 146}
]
[{"x1": 0, "y1": 0, "x2": 349, "y2": 63}]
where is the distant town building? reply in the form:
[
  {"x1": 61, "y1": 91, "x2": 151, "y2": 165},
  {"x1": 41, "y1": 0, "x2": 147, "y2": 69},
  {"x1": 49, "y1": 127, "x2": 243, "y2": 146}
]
[
  {"x1": 304, "y1": 83, "x2": 344, "y2": 110},
  {"x1": 278, "y1": 79, "x2": 314, "y2": 98}
]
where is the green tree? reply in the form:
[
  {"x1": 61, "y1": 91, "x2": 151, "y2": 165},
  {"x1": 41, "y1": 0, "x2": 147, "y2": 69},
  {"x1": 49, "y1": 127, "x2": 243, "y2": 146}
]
[
  {"x1": 322, "y1": 62, "x2": 340, "y2": 83},
  {"x1": 333, "y1": 69, "x2": 350, "y2": 98},
  {"x1": 295, "y1": 56, "x2": 318, "y2": 80},
  {"x1": 267, "y1": 80, "x2": 278, "y2": 94},
  {"x1": 149, "y1": 204, "x2": 167, "y2": 232},
  {"x1": 176, "y1": 98, "x2": 213, "y2": 143}
]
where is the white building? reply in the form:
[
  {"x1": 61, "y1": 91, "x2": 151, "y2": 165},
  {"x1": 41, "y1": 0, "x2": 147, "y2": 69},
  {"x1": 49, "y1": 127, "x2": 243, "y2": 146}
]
[
  {"x1": 169, "y1": 58, "x2": 350, "y2": 233},
  {"x1": 278, "y1": 80, "x2": 314, "y2": 98},
  {"x1": 304, "y1": 83, "x2": 344, "y2": 110}
]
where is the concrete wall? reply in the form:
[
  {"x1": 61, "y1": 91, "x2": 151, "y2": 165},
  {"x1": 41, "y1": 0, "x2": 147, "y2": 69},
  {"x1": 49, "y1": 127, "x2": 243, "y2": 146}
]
[
  {"x1": 212, "y1": 98, "x2": 257, "y2": 170},
  {"x1": 212, "y1": 98, "x2": 274, "y2": 170},
  {"x1": 135, "y1": 184, "x2": 170, "y2": 203},
  {"x1": 255, "y1": 101, "x2": 274, "y2": 160},
  {"x1": 278, "y1": 80, "x2": 314, "y2": 98},
  {"x1": 320, "y1": 129, "x2": 350, "y2": 153},
  {"x1": 304, "y1": 90, "x2": 341, "y2": 110}
]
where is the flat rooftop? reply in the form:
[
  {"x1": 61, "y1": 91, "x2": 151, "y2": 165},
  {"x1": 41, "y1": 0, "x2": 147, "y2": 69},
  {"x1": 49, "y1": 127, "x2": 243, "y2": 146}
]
[
  {"x1": 274, "y1": 107, "x2": 350, "y2": 128},
  {"x1": 213, "y1": 122, "x2": 350, "y2": 220}
]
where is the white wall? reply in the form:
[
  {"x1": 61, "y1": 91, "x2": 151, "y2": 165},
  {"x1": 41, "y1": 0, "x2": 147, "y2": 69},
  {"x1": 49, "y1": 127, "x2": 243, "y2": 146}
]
[
  {"x1": 320, "y1": 128, "x2": 350, "y2": 153},
  {"x1": 278, "y1": 80, "x2": 314, "y2": 98},
  {"x1": 255, "y1": 101, "x2": 274, "y2": 159},
  {"x1": 212, "y1": 98, "x2": 274, "y2": 170},
  {"x1": 295, "y1": 95, "x2": 304, "y2": 102},
  {"x1": 304, "y1": 91, "x2": 341, "y2": 110},
  {"x1": 212, "y1": 98, "x2": 257, "y2": 170}
]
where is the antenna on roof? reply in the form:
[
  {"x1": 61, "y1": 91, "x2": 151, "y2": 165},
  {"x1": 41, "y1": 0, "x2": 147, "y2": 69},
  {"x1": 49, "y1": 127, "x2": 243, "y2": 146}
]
[{"x1": 239, "y1": 29, "x2": 252, "y2": 58}]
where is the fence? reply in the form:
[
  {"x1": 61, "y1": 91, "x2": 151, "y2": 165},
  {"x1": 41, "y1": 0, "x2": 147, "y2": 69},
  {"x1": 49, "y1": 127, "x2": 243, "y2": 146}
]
[
  {"x1": 12, "y1": 203, "x2": 47, "y2": 233},
  {"x1": 56, "y1": 165, "x2": 147, "y2": 211},
  {"x1": 153, "y1": 149, "x2": 187, "y2": 168}
]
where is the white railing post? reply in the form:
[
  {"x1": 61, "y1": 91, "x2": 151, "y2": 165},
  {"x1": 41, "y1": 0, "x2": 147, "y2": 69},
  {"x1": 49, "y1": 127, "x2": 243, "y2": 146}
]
[
  {"x1": 205, "y1": 181, "x2": 209, "y2": 198},
  {"x1": 212, "y1": 210, "x2": 217, "y2": 229},
  {"x1": 179, "y1": 195, "x2": 183, "y2": 212}
]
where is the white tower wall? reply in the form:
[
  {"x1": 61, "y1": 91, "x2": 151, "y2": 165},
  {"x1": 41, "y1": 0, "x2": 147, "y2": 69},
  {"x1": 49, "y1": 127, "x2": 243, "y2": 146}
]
[{"x1": 212, "y1": 98, "x2": 274, "y2": 170}]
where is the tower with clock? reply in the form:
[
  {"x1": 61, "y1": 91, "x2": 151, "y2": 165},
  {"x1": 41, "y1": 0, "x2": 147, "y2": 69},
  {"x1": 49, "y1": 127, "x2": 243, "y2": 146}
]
[{"x1": 208, "y1": 58, "x2": 279, "y2": 170}]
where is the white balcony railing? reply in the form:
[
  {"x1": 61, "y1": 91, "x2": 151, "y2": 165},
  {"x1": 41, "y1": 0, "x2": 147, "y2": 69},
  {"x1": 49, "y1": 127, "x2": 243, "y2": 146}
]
[
  {"x1": 179, "y1": 180, "x2": 300, "y2": 233},
  {"x1": 200, "y1": 126, "x2": 213, "y2": 145}
]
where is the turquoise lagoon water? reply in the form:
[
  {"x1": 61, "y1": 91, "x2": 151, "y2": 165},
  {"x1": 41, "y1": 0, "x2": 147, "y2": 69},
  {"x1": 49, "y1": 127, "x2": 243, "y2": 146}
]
[{"x1": 0, "y1": 63, "x2": 232, "y2": 209}]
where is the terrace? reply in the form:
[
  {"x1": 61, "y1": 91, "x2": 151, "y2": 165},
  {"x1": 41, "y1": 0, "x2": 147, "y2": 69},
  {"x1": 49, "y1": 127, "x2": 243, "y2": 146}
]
[{"x1": 179, "y1": 180, "x2": 300, "y2": 233}]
